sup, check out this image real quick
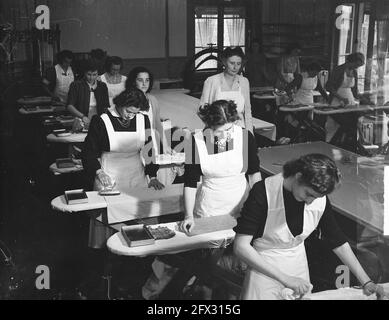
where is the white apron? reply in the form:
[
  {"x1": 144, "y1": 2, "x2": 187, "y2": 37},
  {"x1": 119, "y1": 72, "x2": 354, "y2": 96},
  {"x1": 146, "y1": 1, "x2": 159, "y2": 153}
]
[
  {"x1": 54, "y1": 64, "x2": 74, "y2": 103},
  {"x1": 292, "y1": 73, "x2": 318, "y2": 105},
  {"x1": 94, "y1": 111, "x2": 148, "y2": 191},
  {"x1": 89, "y1": 111, "x2": 148, "y2": 248},
  {"x1": 330, "y1": 72, "x2": 356, "y2": 107},
  {"x1": 241, "y1": 173, "x2": 326, "y2": 300},
  {"x1": 100, "y1": 74, "x2": 126, "y2": 108},
  {"x1": 193, "y1": 125, "x2": 249, "y2": 218},
  {"x1": 326, "y1": 72, "x2": 356, "y2": 141},
  {"x1": 215, "y1": 86, "x2": 246, "y2": 129}
]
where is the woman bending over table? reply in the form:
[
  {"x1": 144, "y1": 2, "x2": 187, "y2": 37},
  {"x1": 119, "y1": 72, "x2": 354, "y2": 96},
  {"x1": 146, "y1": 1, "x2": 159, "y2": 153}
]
[
  {"x1": 142, "y1": 100, "x2": 261, "y2": 299},
  {"x1": 82, "y1": 88, "x2": 164, "y2": 248},
  {"x1": 234, "y1": 153, "x2": 380, "y2": 300}
]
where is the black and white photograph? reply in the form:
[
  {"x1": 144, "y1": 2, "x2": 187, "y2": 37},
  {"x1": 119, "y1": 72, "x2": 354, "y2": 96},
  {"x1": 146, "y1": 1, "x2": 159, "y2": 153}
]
[{"x1": 0, "y1": 0, "x2": 389, "y2": 304}]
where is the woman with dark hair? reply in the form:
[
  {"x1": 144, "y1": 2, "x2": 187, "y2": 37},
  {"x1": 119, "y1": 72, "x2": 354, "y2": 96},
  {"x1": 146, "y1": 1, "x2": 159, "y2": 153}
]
[
  {"x1": 82, "y1": 88, "x2": 164, "y2": 248},
  {"x1": 200, "y1": 47, "x2": 254, "y2": 133},
  {"x1": 67, "y1": 59, "x2": 109, "y2": 130},
  {"x1": 234, "y1": 153, "x2": 380, "y2": 300},
  {"x1": 100, "y1": 56, "x2": 127, "y2": 108},
  {"x1": 180, "y1": 99, "x2": 261, "y2": 231},
  {"x1": 276, "y1": 43, "x2": 302, "y2": 90},
  {"x1": 324, "y1": 52, "x2": 366, "y2": 142},
  {"x1": 42, "y1": 49, "x2": 74, "y2": 103},
  {"x1": 142, "y1": 100, "x2": 261, "y2": 300}
]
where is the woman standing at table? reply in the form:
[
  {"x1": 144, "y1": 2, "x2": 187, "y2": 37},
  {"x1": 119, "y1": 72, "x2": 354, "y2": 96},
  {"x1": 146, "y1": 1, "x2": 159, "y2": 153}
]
[
  {"x1": 325, "y1": 52, "x2": 365, "y2": 142},
  {"x1": 99, "y1": 56, "x2": 127, "y2": 108},
  {"x1": 234, "y1": 153, "x2": 380, "y2": 300},
  {"x1": 200, "y1": 47, "x2": 254, "y2": 133},
  {"x1": 142, "y1": 100, "x2": 261, "y2": 299},
  {"x1": 42, "y1": 50, "x2": 74, "y2": 103},
  {"x1": 82, "y1": 88, "x2": 164, "y2": 248},
  {"x1": 67, "y1": 60, "x2": 110, "y2": 130},
  {"x1": 285, "y1": 62, "x2": 328, "y2": 105},
  {"x1": 275, "y1": 43, "x2": 302, "y2": 91},
  {"x1": 326, "y1": 53, "x2": 365, "y2": 107}
]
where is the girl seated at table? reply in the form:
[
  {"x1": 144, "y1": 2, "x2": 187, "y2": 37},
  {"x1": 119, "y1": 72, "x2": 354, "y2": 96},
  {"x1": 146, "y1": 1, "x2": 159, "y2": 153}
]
[
  {"x1": 67, "y1": 60, "x2": 110, "y2": 130},
  {"x1": 82, "y1": 88, "x2": 164, "y2": 248},
  {"x1": 200, "y1": 47, "x2": 254, "y2": 133},
  {"x1": 99, "y1": 56, "x2": 127, "y2": 108},
  {"x1": 142, "y1": 100, "x2": 261, "y2": 299},
  {"x1": 234, "y1": 153, "x2": 380, "y2": 300}
]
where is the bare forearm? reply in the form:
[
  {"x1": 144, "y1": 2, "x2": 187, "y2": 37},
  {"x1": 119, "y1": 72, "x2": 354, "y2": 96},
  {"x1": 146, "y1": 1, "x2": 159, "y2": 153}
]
[
  {"x1": 67, "y1": 104, "x2": 84, "y2": 119},
  {"x1": 184, "y1": 187, "x2": 197, "y2": 218},
  {"x1": 333, "y1": 242, "x2": 370, "y2": 285}
]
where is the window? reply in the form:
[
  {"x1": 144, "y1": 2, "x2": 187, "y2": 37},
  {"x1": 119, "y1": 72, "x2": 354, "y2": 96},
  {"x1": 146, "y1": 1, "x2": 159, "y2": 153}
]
[
  {"x1": 337, "y1": 4, "x2": 355, "y2": 65},
  {"x1": 223, "y1": 7, "x2": 246, "y2": 51},
  {"x1": 194, "y1": 6, "x2": 246, "y2": 70},
  {"x1": 195, "y1": 7, "x2": 218, "y2": 69}
]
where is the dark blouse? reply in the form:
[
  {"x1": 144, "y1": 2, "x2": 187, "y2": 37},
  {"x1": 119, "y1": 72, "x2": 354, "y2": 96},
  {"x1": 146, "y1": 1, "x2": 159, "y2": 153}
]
[
  {"x1": 234, "y1": 180, "x2": 348, "y2": 249},
  {"x1": 81, "y1": 111, "x2": 159, "y2": 187},
  {"x1": 67, "y1": 80, "x2": 110, "y2": 117},
  {"x1": 184, "y1": 129, "x2": 260, "y2": 188}
]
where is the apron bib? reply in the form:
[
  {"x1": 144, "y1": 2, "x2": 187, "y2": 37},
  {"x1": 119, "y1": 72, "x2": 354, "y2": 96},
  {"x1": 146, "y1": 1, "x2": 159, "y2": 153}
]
[
  {"x1": 89, "y1": 111, "x2": 148, "y2": 248},
  {"x1": 101, "y1": 74, "x2": 126, "y2": 108},
  {"x1": 193, "y1": 125, "x2": 249, "y2": 218},
  {"x1": 94, "y1": 111, "x2": 148, "y2": 192},
  {"x1": 326, "y1": 72, "x2": 356, "y2": 141},
  {"x1": 215, "y1": 86, "x2": 246, "y2": 129},
  {"x1": 241, "y1": 173, "x2": 326, "y2": 300},
  {"x1": 293, "y1": 73, "x2": 317, "y2": 105},
  {"x1": 54, "y1": 64, "x2": 74, "y2": 103},
  {"x1": 330, "y1": 72, "x2": 356, "y2": 107}
]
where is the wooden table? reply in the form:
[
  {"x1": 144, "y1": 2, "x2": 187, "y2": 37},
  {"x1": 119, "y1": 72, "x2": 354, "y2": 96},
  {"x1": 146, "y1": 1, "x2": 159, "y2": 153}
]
[
  {"x1": 258, "y1": 141, "x2": 387, "y2": 234},
  {"x1": 313, "y1": 104, "x2": 389, "y2": 152},
  {"x1": 253, "y1": 90, "x2": 323, "y2": 101},
  {"x1": 313, "y1": 104, "x2": 389, "y2": 115},
  {"x1": 19, "y1": 105, "x2": 67, "y2": 115},
  {"x1": 47, "y1": 132, "x2": 87, "y2": 144}
]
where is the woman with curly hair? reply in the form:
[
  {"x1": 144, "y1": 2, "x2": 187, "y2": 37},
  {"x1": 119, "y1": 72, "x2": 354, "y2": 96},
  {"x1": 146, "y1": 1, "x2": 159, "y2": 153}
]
[{"x1": 234, "y1": 153, "x2": 380, "y2": 300}]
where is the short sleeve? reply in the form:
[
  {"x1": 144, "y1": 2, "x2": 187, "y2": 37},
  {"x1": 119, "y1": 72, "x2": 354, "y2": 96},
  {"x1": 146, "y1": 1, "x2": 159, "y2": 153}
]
[
  {"x1": 318, "y1": 198, "x2": 349, "y2": 249},
  {"x1": 233, "y1": 180, "x2": 268, "y2": 238}
]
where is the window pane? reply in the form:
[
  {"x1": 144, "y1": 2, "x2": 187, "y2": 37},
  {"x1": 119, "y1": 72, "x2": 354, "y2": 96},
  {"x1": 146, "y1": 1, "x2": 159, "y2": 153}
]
[
  {"x1": 224, "y1": 8, "x2": 246, "y2": 48},
  {"x1": 195, "y1": 7, "x2": 218, "y2": 70},
  {"x1": 338, "y1": 5, "x2": 354, "y2": 65}
]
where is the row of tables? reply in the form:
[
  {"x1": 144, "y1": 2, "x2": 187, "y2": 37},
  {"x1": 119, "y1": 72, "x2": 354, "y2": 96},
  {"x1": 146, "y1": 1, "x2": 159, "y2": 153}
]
[{"x1": 22, "y1": 88, "x2": 389, "y2": 298}]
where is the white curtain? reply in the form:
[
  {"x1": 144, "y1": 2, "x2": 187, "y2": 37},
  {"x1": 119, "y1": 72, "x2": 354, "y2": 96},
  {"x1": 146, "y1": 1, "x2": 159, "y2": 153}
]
[
  {"x1": 225, "y1": 15, "x2": 244, "y2": 47},
  {"x1": 196, "y1": 15, "x2": 215, "y2": 48}
]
